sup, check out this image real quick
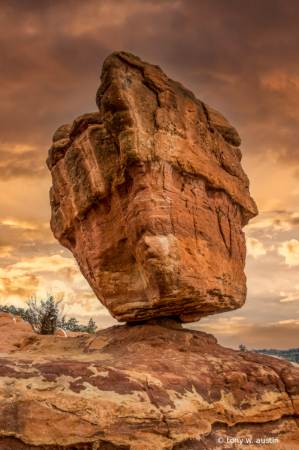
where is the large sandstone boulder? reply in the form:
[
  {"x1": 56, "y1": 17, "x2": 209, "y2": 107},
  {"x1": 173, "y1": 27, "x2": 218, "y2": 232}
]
[
  {"x1": 0, "y1": 320, "x2": 298, "y2": 449},
  {"x1": 47, "y1": 52, "x2": 258, "y2": 323}
]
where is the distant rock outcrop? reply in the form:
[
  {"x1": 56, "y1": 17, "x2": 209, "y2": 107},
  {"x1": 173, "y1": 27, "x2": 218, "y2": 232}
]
[
  {"x1": 0, "y1": 312, "x2": 84, "y2": 354},
  {"x1": 47, "y1": 51, "x2": 258, "y2": 323}
]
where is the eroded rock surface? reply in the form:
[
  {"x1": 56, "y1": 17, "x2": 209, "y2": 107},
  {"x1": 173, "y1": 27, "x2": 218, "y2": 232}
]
[
  {"x1": 0, "y1": 322, "x2": 298, "y2": 449},
  {"x1": 47, "y1": 51, "x2": 258, "y2": 323},
  {"x1": 0, "y1": 312, "x2": 85, "y2": 354}
]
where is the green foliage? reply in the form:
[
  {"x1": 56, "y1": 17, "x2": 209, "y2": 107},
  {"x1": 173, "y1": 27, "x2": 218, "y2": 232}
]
[
  {"x1": 239, "y1": 344, "x2": 247, "y2": 352},
  {"x1": 63, "y1": 317, "x2": 84, "y2": 332},
  {"x1": 63, "y1": 317, "x2": 97, "y2": 334},
  {"x1": 85, "y1": 318, "x2": 97, "y2": 334},
  {"x1": 0, "y1": 304, "x2": 30, "y2": 322},
  {"x1": 122, "y1": 51, "x2": 135, "y2": 60},
  {"x1": 253, "y1": 348, "x2": 299, "y2": 364},
  {"x1": 0, "y1": 296, "x2": 97, "y2": 335},
  {"x1": 26, "y1": 293, "x2": 65, "y2": 335}
]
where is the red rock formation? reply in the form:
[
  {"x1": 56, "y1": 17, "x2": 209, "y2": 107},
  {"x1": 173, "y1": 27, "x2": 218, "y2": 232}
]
[
  {"x1": 47, "y1": 52, "x2": 258, "y2": 323},
  {"x1": 0, "y1": 312, "x2": 35, "y2": 354},
  {"x1": 0, "y1": 320, "x2": 298, "y2": 449},
  {"x1": 0, "y1": 312, "x2": 85, "y2": 353}
]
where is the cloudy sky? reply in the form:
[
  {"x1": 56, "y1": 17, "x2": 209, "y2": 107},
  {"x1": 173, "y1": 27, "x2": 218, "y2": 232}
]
[{"x1": 1, "y1": 0, "x2": 299, "y2": 349}]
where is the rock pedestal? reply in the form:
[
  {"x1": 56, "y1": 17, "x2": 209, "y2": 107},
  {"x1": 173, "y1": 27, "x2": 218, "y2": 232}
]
[
  {"x1": 0, "y1": 319, "x2": 298, "y2": 449},
  {"x1": 47, "y1": 52, "x2": 258, "y2": 323}
]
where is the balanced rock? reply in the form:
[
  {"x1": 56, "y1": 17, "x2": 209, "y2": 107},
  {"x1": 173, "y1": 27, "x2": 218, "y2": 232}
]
[
  {"x1": 47, "y1": 52, "x2": 258, "y2": 323},
  {"x1": 0, "y1": 322, "x2": 298, "y2": 449}
]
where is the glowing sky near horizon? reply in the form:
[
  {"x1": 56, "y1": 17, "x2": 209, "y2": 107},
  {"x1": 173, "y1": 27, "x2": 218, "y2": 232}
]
[{"x1": 1, "y1": 0, "x2": 299, "y2": 349}]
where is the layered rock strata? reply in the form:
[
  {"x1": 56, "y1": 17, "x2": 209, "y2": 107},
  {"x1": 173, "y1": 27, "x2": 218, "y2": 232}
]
[
  {"x1": 0, "y1": 322, "x2": 298, "y2": 449},
  {"x1": 47, "y1": 51, "x2": 258, "y2": 322}
]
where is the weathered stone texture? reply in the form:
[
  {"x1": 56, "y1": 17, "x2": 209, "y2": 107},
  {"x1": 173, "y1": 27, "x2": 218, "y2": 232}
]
[
  {"x1": 0, "y1": 320, "x2": 298, "y2": 449},
  {"x1": 0, "y1": 312, "x2": 85, "y2": 354},
  {"x1": 47, "y1": 52, "x2": 258, "y2": 323}
]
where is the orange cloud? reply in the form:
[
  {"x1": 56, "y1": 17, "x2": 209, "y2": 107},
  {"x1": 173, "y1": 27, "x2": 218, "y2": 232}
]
[
  {"x1": 278, "y1": 240, "x2": 299, "y2": 266},
  {"x1": 246, "y1": 237, "x2": 269, "y2": 258},
  {"x1": 189, "y1": 318, "x2": 299, "y2": 350}
]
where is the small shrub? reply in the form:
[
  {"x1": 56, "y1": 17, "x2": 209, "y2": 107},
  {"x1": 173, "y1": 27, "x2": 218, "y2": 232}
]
[
  {"x1": 63, "y1": 317, "x2": 97, "y2": 334},
  {"x1": 63, "y1": 317, "x2": 84, "y2": 332},
  {"x1": 85, "y1": 318, "x2": 97, "y2": 334},
  {"x1": 0, "y1": 296, "x2": 98, "y2": 335},
  {"x1": 26, "y1": 293, "x2": 66, "y2": 335}
]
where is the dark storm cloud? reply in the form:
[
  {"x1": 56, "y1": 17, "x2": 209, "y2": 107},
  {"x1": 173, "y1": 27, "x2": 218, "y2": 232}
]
[
  {"x1": 0, "y1": 6, "x2": 297, "y2": 199},
  {"x1": 1, "y1": 0, "x2": 299, "y2": 168},
  {"x1": 0, "y1": 1, "x2": 111, "y2": 151},
  {"x1": 273, "y1": 216, "x2": 299, "y2": 229},
  {"x1": 0, "y1": 147, "x2": 46, "y2": 180}
]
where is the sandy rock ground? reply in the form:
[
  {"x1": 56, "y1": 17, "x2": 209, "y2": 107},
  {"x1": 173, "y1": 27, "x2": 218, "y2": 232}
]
[
  {"x1": 0, "y1": 313, "x2": 298, "y2": 449},
  {"x1": 0, "y1": 312, "x2": 85, "y2": 354}
]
